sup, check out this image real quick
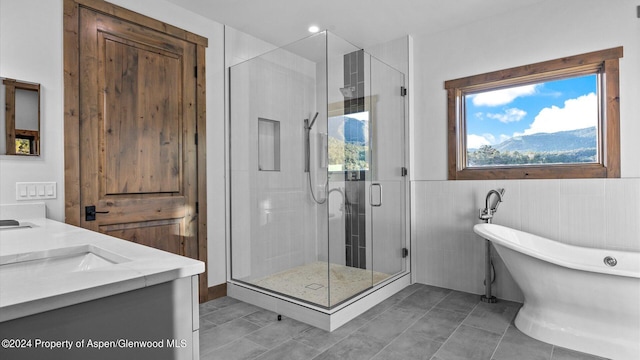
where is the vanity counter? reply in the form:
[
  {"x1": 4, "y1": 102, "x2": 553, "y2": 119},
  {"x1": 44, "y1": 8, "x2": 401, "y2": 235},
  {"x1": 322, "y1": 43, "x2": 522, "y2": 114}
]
[{"x1": 0, "y1": 217, "x2": 204, "y2": 322}]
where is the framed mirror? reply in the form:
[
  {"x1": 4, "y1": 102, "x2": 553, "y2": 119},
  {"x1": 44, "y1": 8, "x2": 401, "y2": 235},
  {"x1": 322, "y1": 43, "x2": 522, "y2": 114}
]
[{"x1": 1, "y1": 78, "x2": 41, "y2": 156}]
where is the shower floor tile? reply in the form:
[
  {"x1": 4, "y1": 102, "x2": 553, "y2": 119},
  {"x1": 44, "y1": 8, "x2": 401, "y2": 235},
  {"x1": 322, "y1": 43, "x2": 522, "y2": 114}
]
[
  {"x1": 200, "y1": 284, "x2": 610, "y2": 360},
  {"x1": 240, "y1": 261, "x2": 391, "y2": 307}
]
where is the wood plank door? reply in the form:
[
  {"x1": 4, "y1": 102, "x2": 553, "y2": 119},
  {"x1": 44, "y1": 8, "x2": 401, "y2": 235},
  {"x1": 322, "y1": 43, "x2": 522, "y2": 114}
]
[{"x1": 64, "y1": 0, "x2": 207, "y2": 301}]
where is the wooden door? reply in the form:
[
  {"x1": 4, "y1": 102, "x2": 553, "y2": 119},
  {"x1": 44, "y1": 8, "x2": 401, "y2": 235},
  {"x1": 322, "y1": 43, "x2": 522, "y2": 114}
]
[{"x1": 64, "y1": 0, "x2": 208, "y2": 301}]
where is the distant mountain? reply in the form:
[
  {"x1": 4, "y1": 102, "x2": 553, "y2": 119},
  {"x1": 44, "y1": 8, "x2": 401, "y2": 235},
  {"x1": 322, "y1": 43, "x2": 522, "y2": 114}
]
[
  {"x1": 328, "y1": 116, "x2": 368, "y2": 145},
  {"x1": 491, "y1": 126, "x2": 596, "y2": 153}
]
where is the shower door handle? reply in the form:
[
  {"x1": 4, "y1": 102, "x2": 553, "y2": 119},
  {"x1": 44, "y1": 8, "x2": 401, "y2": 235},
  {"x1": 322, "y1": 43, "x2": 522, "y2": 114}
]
[{"x1": 370, "y1": 183, "x2": 382, "y2": 207}]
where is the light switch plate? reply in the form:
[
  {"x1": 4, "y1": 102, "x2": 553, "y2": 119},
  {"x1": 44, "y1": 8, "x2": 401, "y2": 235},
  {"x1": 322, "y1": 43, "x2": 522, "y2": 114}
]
[{"x1": 16, "y1": 182, "x2": 56, "y2": 201}]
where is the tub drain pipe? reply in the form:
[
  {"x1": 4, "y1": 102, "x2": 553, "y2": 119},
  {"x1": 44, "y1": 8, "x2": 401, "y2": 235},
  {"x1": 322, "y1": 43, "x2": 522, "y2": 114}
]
[{"x1": 481, "y1": 236, "x2": 497, "y2": 303}]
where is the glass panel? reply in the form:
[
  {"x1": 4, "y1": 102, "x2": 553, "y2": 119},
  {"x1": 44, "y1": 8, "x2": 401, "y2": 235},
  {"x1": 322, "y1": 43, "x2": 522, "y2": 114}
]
[
  {"x1": 369, "y1": 55, "x2": 406, "y2": 282},
  {"x1": 326, "y1": 32, "x2": 369, "y2": 307},
  {"x1": 465, "y1": 74, "x2": 599, "y2": 167},
  {"x1": 230, "y1": 32, "x2": 331, "y2": 307}
]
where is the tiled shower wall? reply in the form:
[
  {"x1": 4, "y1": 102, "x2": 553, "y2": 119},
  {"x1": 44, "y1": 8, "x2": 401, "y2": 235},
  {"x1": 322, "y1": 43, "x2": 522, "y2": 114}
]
[
  {"x1": 343, "y1": 50, "x2": 367, "y2": 269},
  {"x1": 343, "y1": 171, "x2": 367, "y2": 269},
  {"x1": 412, "y1": 178, "x2": 640, "y2": 302},
  {"x1": 343, "y1": 50, "x2": 365, "y2": 114}
]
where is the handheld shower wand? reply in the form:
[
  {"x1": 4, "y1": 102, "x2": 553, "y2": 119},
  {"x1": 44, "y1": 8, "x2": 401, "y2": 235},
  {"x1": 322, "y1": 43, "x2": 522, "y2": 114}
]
[
  {"x1": 304, "y1": 112, "x2": 319, "y2": 173},
  {"x1": 304, "y1": 112, "x2": 326, "y2": 204}
]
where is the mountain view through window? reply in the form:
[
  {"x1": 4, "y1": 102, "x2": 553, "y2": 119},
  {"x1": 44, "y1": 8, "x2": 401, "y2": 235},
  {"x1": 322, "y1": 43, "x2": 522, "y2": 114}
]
[
  {"x1": 465, "y1": 74, "x2": 598, "y2": 166},
  {"x1": 328, "y1": 112, "x2": 369, "y2": 171}
]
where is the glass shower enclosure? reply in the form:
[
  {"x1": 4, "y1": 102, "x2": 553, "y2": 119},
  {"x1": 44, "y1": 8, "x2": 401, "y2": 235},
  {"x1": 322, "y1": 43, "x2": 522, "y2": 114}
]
[{"x1": 229, "y1": 31, "x2": 407, "y2": 309}]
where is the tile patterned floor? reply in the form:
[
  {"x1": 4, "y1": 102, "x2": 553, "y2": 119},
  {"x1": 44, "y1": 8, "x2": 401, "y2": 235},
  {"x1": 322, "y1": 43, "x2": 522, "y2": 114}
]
[{"x1": 199, "y1": 284, "x2": 608, "y2": 360}]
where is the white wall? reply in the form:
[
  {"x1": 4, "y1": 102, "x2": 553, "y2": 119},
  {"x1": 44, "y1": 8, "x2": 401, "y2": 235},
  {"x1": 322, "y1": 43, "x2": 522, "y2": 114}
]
[
  {"x1": 0, "y1": 0, "x2": 227, "y2": 288},
  {"x1": 410, "y1": 0, "x2": 640, "y2": 300},
  {"x1": 0, "y1": 0, "x2": 66, "y2": 220},
  {"x1": 414, "y1": 178, "x2": 640, "y2": 302}
]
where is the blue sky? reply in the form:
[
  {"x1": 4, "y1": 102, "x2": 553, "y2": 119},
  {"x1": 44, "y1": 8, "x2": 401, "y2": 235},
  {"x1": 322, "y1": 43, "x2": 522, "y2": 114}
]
[{"x1": 465, "y1": 74, "x2": 598, "y2": 149}]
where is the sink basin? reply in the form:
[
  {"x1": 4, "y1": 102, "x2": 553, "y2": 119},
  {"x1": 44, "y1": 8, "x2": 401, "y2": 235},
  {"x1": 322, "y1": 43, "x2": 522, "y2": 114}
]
[
  {"x1": 0, "y1": 220, "x2": 34, "y2": 231},
  {"x1": 0, "y1": 245, "x2": 130, "y2": 278}
]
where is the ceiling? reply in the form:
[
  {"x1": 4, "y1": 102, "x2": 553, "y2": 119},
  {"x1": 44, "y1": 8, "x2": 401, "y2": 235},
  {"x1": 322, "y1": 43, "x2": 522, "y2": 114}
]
[{"x1": 164, "y1": 0, "x2": 548, "y2": 49}]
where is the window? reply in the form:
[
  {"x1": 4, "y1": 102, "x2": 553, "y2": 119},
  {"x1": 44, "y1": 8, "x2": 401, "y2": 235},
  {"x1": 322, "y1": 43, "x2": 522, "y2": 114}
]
[
  {"x1": 328, "y1": 111, "x2": 370, "y2": 172},
  {"x1": 445, "y1": 47, "x2": 622, "y2": 180}
]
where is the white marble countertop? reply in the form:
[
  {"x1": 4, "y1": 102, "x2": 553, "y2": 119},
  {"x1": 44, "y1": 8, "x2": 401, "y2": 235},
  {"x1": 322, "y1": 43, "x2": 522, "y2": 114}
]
[{"x1": 0, "y1": 215, "x2": 204, "y2": 322}]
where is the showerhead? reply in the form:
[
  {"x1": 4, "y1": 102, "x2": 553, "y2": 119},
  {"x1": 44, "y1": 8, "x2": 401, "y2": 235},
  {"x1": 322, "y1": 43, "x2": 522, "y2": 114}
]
[
  {"x1": 308, "y1": 112, "x2": 319, "y2": 129},
  {"x1": 340, "y1": 86, "x2": 355, "y2": 98}
]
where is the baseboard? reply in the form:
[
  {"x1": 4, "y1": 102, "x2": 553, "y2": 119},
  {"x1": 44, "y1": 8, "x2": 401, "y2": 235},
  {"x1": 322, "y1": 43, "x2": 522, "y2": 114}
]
[{"x1": 207, "y1": 283, "x2": 227, "y2": 301}]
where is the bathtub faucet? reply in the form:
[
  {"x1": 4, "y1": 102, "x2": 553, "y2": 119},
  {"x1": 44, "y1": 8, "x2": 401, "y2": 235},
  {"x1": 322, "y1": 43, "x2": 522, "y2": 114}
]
[
  {"x1": 479, "y1": 188, "x2": 505, "y2": 223},
  {"x1": 479, "y1": 188, "x2": 505, "y2": 304}
]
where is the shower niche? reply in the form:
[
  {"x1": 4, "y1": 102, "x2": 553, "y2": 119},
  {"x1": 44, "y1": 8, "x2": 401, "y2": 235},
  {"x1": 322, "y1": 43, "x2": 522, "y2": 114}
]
[
  {"x1": 228, "y1": 31, "x2": 409, "y2": 330},
  {"x1": 258, "y1": 118, "x2": 280, "y2": 171}
]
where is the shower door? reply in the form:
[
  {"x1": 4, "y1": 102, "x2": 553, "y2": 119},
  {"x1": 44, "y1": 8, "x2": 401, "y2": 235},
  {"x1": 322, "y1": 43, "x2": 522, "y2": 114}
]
[
  {"x1": 327, "y1": 52, "x2": 407, "y2": 305},
  {"x1": 368, "y1": 56, "x2": 407, "y2": 281}
]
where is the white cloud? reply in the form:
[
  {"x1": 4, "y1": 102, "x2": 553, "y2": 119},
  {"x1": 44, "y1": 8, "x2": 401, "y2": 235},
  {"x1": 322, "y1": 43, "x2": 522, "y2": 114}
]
[
  {"x1": 516, "y1": 93, "x2": 597, "y2": 136},
  {"x1": 468, "y1": 133, "x2": 512, "y2": 149},
  {"x1": 467, "y1": 134, "x2": 494, "y2": 149},
  {"x1": 486, "y1": 108, "x2": 527, "y2": 123},
  {"x1": 471, "y1": 84, "x2": 539, "y2": 106}
]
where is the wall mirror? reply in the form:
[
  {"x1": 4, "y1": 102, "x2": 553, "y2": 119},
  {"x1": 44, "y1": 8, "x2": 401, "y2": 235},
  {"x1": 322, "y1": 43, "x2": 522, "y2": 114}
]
[{"x1": 1, "y1": 77, "x2": 41, "y2": 156}]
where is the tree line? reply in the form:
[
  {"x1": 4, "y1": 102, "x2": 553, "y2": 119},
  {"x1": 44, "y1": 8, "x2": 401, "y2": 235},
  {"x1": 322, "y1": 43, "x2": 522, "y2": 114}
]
[
  {"x1": 328, "y1": 137, "x2": 369, "y2": 170},
  {"x1": 468, "y1": 145, "x2": 596, "y2": 166}
]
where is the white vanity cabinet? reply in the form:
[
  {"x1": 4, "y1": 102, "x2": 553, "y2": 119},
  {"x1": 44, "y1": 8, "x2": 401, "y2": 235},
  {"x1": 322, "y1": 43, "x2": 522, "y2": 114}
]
[{"x1": 0, "y1": 204, "x2": 204, "y2": 360}]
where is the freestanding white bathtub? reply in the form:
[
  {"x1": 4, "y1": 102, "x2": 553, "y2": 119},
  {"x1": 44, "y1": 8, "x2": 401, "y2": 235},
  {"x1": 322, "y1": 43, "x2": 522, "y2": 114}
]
[{"x1": 474, "y1": 223, "x2": 640, "y2": 360}]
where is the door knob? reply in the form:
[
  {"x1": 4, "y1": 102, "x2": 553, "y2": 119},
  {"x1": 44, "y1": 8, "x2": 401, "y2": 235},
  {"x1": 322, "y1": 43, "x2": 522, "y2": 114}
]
[{"x1": 85, "y1": 205, "x2": 110, "y2": 221}]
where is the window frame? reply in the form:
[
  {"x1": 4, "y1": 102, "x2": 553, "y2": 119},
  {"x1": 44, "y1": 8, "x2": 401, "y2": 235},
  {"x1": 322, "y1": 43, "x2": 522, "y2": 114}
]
[{"x1": 445, "y1": 47, "x2": 622, "y2": 180}]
